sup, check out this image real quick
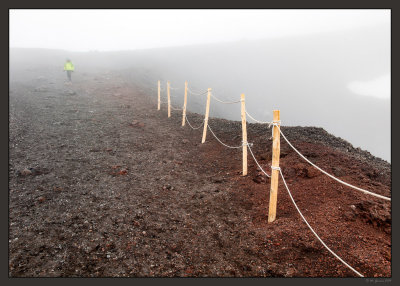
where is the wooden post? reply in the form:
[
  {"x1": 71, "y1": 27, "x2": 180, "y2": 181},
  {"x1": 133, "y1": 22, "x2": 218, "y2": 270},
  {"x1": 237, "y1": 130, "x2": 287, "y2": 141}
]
[
  {"x1": 268, "y1": 110, "x2": 281, "y2": 223},
  {"x1": 157, "y1": 80, "x2": 161, "y2": 110},
  {"x1": 167, "y1": 81, "x2": 171, "y2": 118},
  {"x1": 241, "y1": 94, "x2": 248, "y2": 176},
  {"x1": 201, "y1": 88, "x2": 211, "y2": 143},
  {"x1": 182, "y1": 81, "x2": 188, "y2": 126}
]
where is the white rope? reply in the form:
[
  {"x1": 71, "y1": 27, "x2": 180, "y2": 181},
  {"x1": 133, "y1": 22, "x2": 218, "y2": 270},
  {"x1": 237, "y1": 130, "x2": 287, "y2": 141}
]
[
  {"x1": 207, "y1": 124, "x2": 243, "y2": 149},
  {"x1": 185, "y1": 115, "x2": 204, "y2": 130},
  {"x1": 269, "y1": 121, "x2": 281, "y2": 128},
  {"x1": 170, "y1": 104, "x2": 183, "y2": 111},
  {"x1": 188, "y1": 87, "x2": 208, "y2": 96},
  {"x1": 210, "y1": 93, "x2": 241, "y2": 104},
  {"x1": 279, "y1": 168, "x2": 364, "y2": 277},
  {"x1": 169, "y1": 86, "x2": 181, "y2": 90},
  {"x1": 245, "y1": 109, "x2": 272, "y2": 124},
  {"x1": 279, "y1": 128, "x2": 391, "y2": 201},
  {"x1": 247, "y1": 143, "x2": 271, "y2": 178},
  {"x1": 169, "y1": 92, "x2": 180, "y2": 98},
  {"x1": 150, "y1": 86, "x2": 165, "y2": 92},
  {"x1": 269, "y1": 121, "x2": 282, "y2": 139}
]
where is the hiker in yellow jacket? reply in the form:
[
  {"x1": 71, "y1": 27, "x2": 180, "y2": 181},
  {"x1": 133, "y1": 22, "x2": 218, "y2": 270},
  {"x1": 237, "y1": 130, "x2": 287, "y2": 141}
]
[{"x1": 64, "y1": 59, "x2": 75, "y2": 82}]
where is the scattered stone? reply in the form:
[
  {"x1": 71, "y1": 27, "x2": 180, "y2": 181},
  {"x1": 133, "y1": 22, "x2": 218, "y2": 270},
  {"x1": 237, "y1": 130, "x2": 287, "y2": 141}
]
[
  {"x1": 16, "y1": 167, "x2": 46, "y2": 177},
  {"x1": 305, "y1": 166, "x2": 320, "y2": 178},
  {"x1": 253, "y1": 176, "x2": 263, "y2": 184},
  {"x1": 332, "y1": 166, "x2": 346, "y2": 177},
  {"x1": 280, "y1": 149, "x2": 290, "y2": 158},
  {"x1": 129, "y1": 120, "x2": 145, "y2": 128},
  {"x1": 259, "y1": 153, "x2": 271, "y2": 161},
  {"x1": 38, "y1": 196, "x2": 46, "y2": 203},
  {"x1": 283, "y1": 167, "x2": 296, "y2": 178},
  {"x1": 212, "y1": 177, "x2": 224, "y2": 184},
  {"x1": 162, "y1": 184, "x2": 173, "y2": 191},
  {"x1": 182, "y1": 139, "x2": 189, "y2": 144},
  {"x1": 19, "y1": 168, "x2": 32, "y2": 176}
]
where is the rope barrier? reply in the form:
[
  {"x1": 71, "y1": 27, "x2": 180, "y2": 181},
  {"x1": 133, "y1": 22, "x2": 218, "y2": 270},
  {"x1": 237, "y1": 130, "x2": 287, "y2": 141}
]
[
  {"x1": 245, "y1": 109, "x2": 272, "y2": 124},
  {"x1": 207, "y1": 124, "x2": 243, "y2": 149},
  {"x1": 279, "y1": 168, "x2": 364, "y2": 277},
  {"x1": 247, "y1": 143, "x2": 271, "y2": 178},
  {"x1": 188, "y1": 87, "x2": 208, "y2": 96},
  {"x1": 169, "y1": 92, "x2": 180, "y2": 98},
  {"x1": 169, "y1": 86, "x2": 181, "y2": 90},
  {"x1": 149, "y1": 86, "x2": 165, "y2": 92},
  {"x1": 210, "y1": 93, "x2": 242, "y2": 104},
  {"x1": 279, "y1": 127, "x2": 391, "y2": 201},
  {"x1": 170, "y1": 104, "x2": 183, "y2": 111},
  {"x1": 185, "y1": 115, "x2": 204, "y2": 130}
]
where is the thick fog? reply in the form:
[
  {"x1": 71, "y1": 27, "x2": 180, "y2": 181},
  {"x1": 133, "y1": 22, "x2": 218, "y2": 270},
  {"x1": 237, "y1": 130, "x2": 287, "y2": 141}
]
[{"x1": 10, "y1": 10, "x2": 390, "y2": 161}]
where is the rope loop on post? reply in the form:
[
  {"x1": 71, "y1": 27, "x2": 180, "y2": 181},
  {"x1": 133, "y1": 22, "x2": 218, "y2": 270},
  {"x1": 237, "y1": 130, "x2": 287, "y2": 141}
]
[{"x1": 268, "y1": 120, "x2": 281, "y2": 128}]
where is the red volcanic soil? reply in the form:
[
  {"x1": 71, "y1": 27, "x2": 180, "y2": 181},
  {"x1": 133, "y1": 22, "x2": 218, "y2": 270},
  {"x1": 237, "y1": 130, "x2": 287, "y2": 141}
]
[{"x1": 9, "y1": 70, "x2": 391, "y2": 277}]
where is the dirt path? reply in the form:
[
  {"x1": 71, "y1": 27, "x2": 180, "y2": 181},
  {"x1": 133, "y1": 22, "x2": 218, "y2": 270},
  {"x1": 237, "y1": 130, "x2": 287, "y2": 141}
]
[{"x1": 9, "y1": 70, "x2": 391, "y2": 277}]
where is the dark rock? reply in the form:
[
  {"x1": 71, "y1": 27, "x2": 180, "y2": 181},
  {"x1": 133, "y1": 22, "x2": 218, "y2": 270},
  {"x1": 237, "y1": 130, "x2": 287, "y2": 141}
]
[
  {"x1": 19, "y1": 168, "x2": 32, "y2": 176},
  {"x1": 259, "y1": 153, "x2": 270, "y2": 161},
  {"x1": 212, "y1": 177, "x2": 225, "y2": 183},
  {"x1": 305, "y1": 166, "x2": 320, "y2": 178},
  {"x1": 332, "y1": 166, "x2": 346, "y2": 177},
  {"x1": 130, "y1": 120, "x2": 145, "y2": 128},
  {"x1": 284, "y1": 167, "x2": 297, "y2": 178},
  {"x1": 253, "y1": 176, "x2": 264, "y2": 184},
  {"x1": 352, "y1": 201, "x2": 391, "y2": 233},
  {"x1": 280, "y1": 149, "x2": 289, "y2": 158}
]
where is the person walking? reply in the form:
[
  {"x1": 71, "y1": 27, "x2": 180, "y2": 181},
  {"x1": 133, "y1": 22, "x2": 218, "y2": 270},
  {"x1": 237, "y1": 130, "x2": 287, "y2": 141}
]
[{"x1": 64, "y1": 59, "x2": 75, "y2": 82}]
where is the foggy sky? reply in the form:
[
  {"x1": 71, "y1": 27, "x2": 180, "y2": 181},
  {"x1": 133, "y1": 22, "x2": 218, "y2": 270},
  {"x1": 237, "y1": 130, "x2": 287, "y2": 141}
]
[{"x1": 10, "y1": 9, "x2": 389, "y2": 51}]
